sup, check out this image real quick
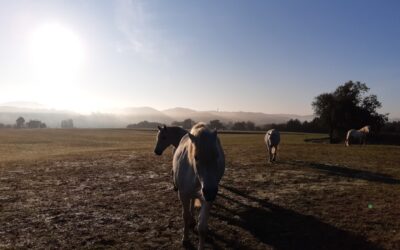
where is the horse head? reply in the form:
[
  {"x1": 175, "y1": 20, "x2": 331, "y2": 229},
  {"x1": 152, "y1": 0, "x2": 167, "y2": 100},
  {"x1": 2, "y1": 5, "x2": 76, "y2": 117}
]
[
  {"x1": 154, "y1": 125, "x2": 169, "y2": 155},
  {"x1": 188, "y1": 128, "x2": 220, "y2": 202}
]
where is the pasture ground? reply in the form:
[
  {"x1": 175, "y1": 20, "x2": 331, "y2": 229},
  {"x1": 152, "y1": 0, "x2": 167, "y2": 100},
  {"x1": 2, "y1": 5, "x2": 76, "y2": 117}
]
[{"x1": 0, "y1": 129, "x2": 399, "y2": 249}]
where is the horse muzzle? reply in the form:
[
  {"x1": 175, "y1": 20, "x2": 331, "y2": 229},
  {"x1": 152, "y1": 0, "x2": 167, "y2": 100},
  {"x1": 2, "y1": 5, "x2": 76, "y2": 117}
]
[
  {"x1": 202, "y1": 187, "x2": 218, "y2": 202},
  {"x1": 154, "y1": 149, "x2": 162, "y2": 156}
]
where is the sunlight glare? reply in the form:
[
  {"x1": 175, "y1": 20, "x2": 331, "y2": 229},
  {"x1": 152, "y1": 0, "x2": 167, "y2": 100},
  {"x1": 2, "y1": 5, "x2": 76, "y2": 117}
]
[{"x1": 29, "y1": 23, "x2": 85, "y2": 82}]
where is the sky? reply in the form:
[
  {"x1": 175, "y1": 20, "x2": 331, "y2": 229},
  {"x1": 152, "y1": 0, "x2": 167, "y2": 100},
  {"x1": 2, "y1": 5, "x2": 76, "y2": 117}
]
[{"x1": 0, "y1": 0, "x2": 399, "y2": 117}]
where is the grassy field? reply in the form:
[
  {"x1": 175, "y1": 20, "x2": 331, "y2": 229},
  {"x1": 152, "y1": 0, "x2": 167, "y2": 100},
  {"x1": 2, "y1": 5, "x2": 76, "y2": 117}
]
[{"x1": 0, "y1": 129, "x2": 399, "y2": 249}]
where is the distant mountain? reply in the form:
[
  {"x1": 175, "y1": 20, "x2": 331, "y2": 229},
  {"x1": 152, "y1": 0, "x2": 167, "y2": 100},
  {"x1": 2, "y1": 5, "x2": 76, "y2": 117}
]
[
  {"x1": 0, "y1": 103, "x2": 314, "y2": 128},
  {"x1": 116, "y1": 107, "x2": 173, "y2": 124},
  {"x1": 162, "y1": 107, "x2": 197, "y2": 117},
  {"x1": 0, "y1": 101, "x2": 48, "y2": 110},
  {"x1": 163, "y1": 108, "x2": 221, "y2": 122},
  {"x1": 207, "y1": 111, "x2": 313, "y2": 124},
  {"x1": 163, "y1": 108, "x2": 314, "y2": 125}
]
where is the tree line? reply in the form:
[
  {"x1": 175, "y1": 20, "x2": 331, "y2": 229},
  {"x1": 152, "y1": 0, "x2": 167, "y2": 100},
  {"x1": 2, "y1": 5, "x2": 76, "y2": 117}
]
[
  {"x1": 0, "y1": 116, "x2": 47, "y2": 129},
  {"x1": 127, "y1": 81, "x2": 395, "y2": 144},
  {"x1": 0, "y1": 117, "x2": 75, "y2": 129},
  {"x1": 127, "y1": 118, "x2": 326, "y2": 132}
]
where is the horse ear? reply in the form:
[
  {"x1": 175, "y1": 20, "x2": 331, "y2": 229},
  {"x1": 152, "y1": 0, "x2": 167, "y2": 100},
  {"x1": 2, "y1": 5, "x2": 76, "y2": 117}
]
[
  {"x1": 163, "y1": 124, "x2": 167, "y2": 131},
  {"x1": 188, "y1": 133, "x2": 196, "y2": 143},
  {"x1": 157, "y1": 125, "x2": 162, "y2": 131}
]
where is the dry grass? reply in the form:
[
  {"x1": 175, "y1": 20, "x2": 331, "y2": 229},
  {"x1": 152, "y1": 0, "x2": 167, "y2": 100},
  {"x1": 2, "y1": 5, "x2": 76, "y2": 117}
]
[{"x1": 0, "y1": 129, "x2": 399, "y2": 249}]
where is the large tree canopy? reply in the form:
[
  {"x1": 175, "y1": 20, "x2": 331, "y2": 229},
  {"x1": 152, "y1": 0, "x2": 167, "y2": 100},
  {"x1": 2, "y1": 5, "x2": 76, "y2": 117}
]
[{"x1": 312, "y1": 81, "x2": 388, "y2": 143}]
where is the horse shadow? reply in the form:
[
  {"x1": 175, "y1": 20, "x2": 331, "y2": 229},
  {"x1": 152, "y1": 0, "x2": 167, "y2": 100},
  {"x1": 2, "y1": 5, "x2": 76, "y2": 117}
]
[
  {"x1": 209, "y1": 184, "x2": 382, "y2": 250},
  {"x1": 287, "y1": 160, "x2": 400, "y2": 185}
]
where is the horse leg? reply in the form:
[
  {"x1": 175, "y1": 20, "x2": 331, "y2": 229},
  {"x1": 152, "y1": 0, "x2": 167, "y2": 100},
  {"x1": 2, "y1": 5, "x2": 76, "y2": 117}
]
[
  {"x1": 180, "y1": 195, "x2": 191, "y2": 245},
  {"x1": 267, "y1": 144, "x2": 273, "y2": 163},
  {"x1": 269, "y1": 146, "x2": 274, "y2": 163},
  {"x1": 189, "y1": 199, "x2": 196, "y2": 231},
  {"x1": 272, "y1": 146, "x2": 277, "y2": 162},
  {"x1": 197, "y1": 201, "x2": 211, "y2": 250},
  {"x1": 171, "y1": 168, "x2": 178, "y2": 191}
]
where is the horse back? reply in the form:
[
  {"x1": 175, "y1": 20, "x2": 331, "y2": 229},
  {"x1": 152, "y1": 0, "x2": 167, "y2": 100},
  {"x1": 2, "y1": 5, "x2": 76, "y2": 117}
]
[{"x1": 265, "y1": 129, "x2": 280, "y2": 147}]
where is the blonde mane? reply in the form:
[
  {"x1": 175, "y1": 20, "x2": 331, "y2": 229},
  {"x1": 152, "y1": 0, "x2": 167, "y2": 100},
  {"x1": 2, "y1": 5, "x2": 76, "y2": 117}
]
[
  {"x1": 188, "y1": 123, "x2": 217, "y2": 165},
  {"x1": 190, "y1": 122, "x2": 207, "y2": 135},
  {"x1": 358, "y1": 125, "x2": 370, "y2": 134}
]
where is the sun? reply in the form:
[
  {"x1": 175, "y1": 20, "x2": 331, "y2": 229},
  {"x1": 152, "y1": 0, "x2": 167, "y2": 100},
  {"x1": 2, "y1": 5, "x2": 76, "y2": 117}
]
[{"x1": 29, "y1": 23, "x2": 85, "y2": 82}]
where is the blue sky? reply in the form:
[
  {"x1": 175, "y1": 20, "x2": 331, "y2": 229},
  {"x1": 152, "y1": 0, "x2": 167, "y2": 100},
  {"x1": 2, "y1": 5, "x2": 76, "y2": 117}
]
[{"x1": 0, "y1": 0, "x2": 399, "y2": 117}]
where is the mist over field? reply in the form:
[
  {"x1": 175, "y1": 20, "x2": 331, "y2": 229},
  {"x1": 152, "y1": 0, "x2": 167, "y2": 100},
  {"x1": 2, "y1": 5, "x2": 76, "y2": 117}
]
[{"x1": 0, "y1": 102, "x2": 313, "y2": 128}]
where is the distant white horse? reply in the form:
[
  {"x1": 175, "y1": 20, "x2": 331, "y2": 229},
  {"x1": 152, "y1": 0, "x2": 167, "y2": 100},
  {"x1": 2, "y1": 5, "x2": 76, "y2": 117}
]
[
  {"x1": 345, "y1": 125, "x2": 370, "y2": 146},
  {"x1": 154, "y1": 125, "x2": 188, "y2": 155},
  {"x1": 173, "y1": 123, "x2": 225, "y2": 249},
  {"x1": 265, "y1": 129, "x2": 280, "y2": 163}
]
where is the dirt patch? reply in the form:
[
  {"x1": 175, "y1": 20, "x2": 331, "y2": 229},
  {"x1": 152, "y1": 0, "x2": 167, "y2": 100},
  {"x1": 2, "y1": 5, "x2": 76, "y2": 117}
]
[{"x1": 1, "y1": 130, "x2": 399, "y2": 249}]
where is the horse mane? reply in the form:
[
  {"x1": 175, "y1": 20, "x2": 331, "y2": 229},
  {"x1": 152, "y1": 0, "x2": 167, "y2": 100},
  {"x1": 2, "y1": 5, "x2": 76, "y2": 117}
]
[
  {"x1": 188, "y1": 123, "x2": 217, "y2": 165},
  {"x1": 358, "y1": 125, "x2": 370, "y2": 134},
  {"x1": 190, "y1": 122, "x2": 207, "y2": 135}
]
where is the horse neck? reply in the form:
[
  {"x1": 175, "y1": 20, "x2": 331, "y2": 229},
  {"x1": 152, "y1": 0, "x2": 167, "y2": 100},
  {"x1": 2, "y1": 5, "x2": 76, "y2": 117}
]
[{"x1": 171, "y1": 127, "x2": 187, "y2": 147}]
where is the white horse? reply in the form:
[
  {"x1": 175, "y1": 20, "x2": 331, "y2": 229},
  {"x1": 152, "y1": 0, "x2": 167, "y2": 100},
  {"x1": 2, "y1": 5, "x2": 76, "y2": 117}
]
[
  {"x1": 265, "y1": 129, "x2": 280, "y2": 163},
  {"x1": 154, "y1": 125, "x2": 188, "y2": 155},
  {"x1": 173, "y1": 123, "x2": 225, "y2": 249},
  {"x1": 345, "y1": 125, "x2": 370, "y2": 146}
]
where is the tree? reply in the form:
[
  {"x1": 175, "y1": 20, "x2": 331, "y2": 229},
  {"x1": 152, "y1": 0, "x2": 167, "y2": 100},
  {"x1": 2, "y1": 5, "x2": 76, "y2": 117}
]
[
  {"x1": 127, "y1": 121, "x2": 162, "y2": 129},
  {"x1": 182, "y1": 119, "x2": 195, "y2": 129},
  {"x1": 26, "y1": 120, "x2": 46, "y2": 129},
  {"x1": 209, "y1": 120, "x2": 225, "y2": 130},
  {"x1": 171, "y1": 119, "x2": 196, "y2": 129},
  {"x1": 61, "y1": 119, "x2": 74, "y2": 128},
  {"x1": 16, "y1": 117, "x2": 25, "y2": 128},
  {"x1": 231, "y1": 121, "x2": 246, "y2": 131},
  {"x1": 27, "y1": 120, "x2": 42, "y2": 128},
  {"x1": 286, "y1": 119, "x2": 302, "y2": 132},
  {"x1": 246, "y1": 121, "x2": 255, "y2": 131},
  {"x1": 312, "y1": 81, "x2": 388, "y2": 143}
]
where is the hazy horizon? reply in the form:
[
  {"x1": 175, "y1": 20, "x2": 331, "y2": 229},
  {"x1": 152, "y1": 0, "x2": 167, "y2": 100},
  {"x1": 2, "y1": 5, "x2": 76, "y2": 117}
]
[
  {"x1": 1, "y1": 1, "x2": 399, "y2": 117},
  {"x1": 0, "y1": 101, "x2": 316, "y2": 116}
]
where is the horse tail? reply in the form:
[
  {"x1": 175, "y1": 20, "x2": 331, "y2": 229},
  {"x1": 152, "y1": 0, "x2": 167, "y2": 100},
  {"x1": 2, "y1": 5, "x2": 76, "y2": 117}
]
[{"x1": 345, "y1": 130, "x2": 352, "y2": 146}]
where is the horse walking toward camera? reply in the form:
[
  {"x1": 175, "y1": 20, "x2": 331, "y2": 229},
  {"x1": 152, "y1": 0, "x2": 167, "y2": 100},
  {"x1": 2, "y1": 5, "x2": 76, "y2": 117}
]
[
  {"x1": 173, "y1": 122, "x2": 225, "y2": 249},
  {"x1": 345, "y1": 125, "x2": 370, "y2": 146},
  {"x1": 153, "y1": 125, "x2": 188, "y2": 155},
  {"x1": 265, "y1": 129, "x2": 280, "y2": 163}
]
